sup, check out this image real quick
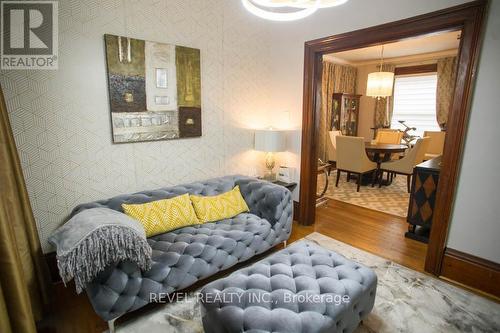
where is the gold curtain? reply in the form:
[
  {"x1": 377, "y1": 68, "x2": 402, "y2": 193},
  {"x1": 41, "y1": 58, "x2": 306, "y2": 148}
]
[
  {"x1": 436, "y1": 57, "x2": 457, "y2": 129},
  {"x1": 373, "y1": 64, "x2": 396, "y2": 128},
  {"x1": 0, "y1": 84, "x2": 51, "y2": 333},
  {"x1": 319, "y1": 61, "x2": 357, "y2": 161}
]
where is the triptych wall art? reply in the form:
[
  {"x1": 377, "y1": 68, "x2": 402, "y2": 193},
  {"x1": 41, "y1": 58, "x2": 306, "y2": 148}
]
[{"x1": 104, "y1": 34, "x2": 201, "y2": 143}]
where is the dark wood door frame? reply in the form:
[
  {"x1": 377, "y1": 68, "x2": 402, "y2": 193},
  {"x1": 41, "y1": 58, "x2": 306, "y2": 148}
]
[{"x1": 299, "y1": 0, "x2": 488, "y2": 275}]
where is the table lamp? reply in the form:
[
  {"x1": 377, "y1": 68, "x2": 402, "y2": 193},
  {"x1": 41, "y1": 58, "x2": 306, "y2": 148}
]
[{"x1": 254, "y1": 129, "x2": 287, "y2": 180}]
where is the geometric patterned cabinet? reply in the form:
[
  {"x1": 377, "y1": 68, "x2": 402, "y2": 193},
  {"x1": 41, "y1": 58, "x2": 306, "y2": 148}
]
[{"x1": 406, "y1": 156, "x2": 441, "y2": 243}]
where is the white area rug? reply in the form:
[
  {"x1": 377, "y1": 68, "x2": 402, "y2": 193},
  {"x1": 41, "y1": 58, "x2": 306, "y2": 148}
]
[
  {"x1": 107, "y1": 233, "x2": 500, "y2": 333},
  {"x1": 318, "y1": 172, "x2": 410, "y2": 217}
]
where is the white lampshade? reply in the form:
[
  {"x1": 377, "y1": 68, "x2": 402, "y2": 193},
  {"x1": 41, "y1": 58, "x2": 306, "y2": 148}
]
[
  {"x1": 366, "y1": 71, "x2": 394, "y2": 97},
  {"x1": 254, "y1": 129, "x2": 287, "y2": 152}
]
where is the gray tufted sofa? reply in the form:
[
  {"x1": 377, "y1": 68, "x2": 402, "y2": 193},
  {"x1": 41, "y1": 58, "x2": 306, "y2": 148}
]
[
  {"x1": 68, "y1": 175, "x2": 293, "y2": 326},
  {"x1": 200, "y1": 240, "x2": 377, "y2": 333}
]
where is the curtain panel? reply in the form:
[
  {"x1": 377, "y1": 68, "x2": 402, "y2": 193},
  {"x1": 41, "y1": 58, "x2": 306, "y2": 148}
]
[
  {"x1": 319, "y1": 61, "x2": 357, "y2": 161},
  {"x1": 373, "y1": 64, "x2": 396, "y2": 128},
  {"x1": 436, "y1": 57, "x2": 457, "y2": 130},
  {"x1": 0, "y1": 84, "x2": 51, "y2": 333}
]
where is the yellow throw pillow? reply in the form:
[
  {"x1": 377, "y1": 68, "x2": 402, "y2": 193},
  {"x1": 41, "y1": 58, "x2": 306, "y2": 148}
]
[
  {"x1": 190, "y1": 186, "x2": 250, "y2": 223},
  {"x1": 122, "y1": 194, "x2": 200, "y2": 237}
]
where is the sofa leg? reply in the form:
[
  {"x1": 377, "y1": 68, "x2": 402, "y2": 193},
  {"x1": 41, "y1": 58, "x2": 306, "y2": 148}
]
[
  {"x1": 108, "y1": 319, "x2": 117, "y2": 333},
  {"x1": 283, "y1": 240, "x2": 287, "y2": 248}
]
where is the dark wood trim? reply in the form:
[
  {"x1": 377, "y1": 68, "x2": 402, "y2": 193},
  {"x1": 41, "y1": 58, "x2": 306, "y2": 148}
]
[
  {"x1": 445, "y1": 249, "x2": 500, "y2": 271},
  {"x1": 299, "y1": 0, "x2": 488, "y2": 277},
  {"x1": 293, "y1": 201, "x2": 300, "y2": 221},
  {"x1": 394, "y1": 64, "x2": 438, "y2": 76},
  {"x1": 441, "y1": 248, "x2": 500, "y2": 298},
  {"x1": 45, "y1": 252, "x2": 62, "y2": 284},
  {"x1": 425, "y1": 1, "x2": 488, "y2": 275},
  {"x1": 299, "y1": 48, "x2": 323, "y2": 225}
]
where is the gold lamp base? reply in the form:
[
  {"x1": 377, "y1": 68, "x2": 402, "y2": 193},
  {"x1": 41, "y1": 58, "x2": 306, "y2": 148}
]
[{"x1": 264, "y1": 152, "x2": 276, "y2": 181}]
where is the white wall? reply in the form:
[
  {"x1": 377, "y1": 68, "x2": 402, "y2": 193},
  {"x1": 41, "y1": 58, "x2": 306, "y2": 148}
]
[
  {"x1": 1, "y1": 0, "x2": 275, "y2": 252},
  {"x1": 447, "y1": 0, "x2": 500, "y2": 263}
]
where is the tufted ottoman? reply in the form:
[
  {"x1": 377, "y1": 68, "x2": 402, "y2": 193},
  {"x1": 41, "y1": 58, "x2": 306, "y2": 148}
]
[{"x1": 199, "y1": 240, "x2": 377, "y2": 333}]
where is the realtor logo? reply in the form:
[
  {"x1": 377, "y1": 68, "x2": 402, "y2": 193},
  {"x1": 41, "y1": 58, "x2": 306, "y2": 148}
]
[{"x1": 1, "y1": 1, "x2": 58, "y2": 69}]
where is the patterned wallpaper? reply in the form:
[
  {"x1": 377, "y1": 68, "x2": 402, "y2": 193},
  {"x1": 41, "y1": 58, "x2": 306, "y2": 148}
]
[{"x1": 0, "y1": 0, "x2": 272, "y2": 252}]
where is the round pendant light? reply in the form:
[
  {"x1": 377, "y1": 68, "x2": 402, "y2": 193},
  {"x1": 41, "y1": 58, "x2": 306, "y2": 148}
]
[{"x1": 242, "y1": 0, "x2": 349, "y2": 21}]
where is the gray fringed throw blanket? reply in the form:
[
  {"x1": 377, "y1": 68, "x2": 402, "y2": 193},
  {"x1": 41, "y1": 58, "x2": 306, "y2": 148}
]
[{"x1": 49, "y1": 208, "x2": 152, "y2": 293}]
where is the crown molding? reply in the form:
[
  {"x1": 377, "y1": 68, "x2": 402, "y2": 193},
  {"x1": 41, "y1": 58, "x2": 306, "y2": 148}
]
[{"x1": 324, "y1": 48, "x2": 459, "y2": 67}]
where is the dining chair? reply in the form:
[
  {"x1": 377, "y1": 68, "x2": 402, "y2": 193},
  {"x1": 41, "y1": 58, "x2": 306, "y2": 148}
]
[
  {"x1": 335, "y1": 136, "x2": 378, "y2": 192},
  {"x1": 375, "y1": 129, "x2": 404, "y2": 144},
  {"x1": 423, "y1": 130, "x2": 446, "y2": 160},
  {"x1": 379, "y1": 137, "x2": 430, "y2": 192},
  {"x1": 327, "y1": 130, "x2": 342, "y2": 165}
]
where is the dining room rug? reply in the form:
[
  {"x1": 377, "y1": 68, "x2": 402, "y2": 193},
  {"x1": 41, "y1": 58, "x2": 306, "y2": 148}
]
[
  {"x1": 318, "y1": 172, "x2": 410, "y2": 217},
  {"x1": 105, "y1": 233, "x2": 500, "y2": 333}
]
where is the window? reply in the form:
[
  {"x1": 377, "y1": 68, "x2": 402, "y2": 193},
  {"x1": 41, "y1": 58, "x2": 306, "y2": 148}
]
[{"x1": 391, "y1": 73, "x2": 440, "y2": 138}]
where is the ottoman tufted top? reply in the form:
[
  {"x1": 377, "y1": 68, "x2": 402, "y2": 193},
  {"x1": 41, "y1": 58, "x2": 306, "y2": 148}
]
[{"x1": 200, "y1": 240, "x2": 377, "y2": 333}]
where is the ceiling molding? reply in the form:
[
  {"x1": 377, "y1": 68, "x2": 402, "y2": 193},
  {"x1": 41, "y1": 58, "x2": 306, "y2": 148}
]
[
  {"x1": 354, "y1": 49, "x2": 459, "y2": 66},
  {"x1": 324, "y1": 48, "x2": 458, "y2": 67},
  {"x1": 322, "y1": 54, "x2": 355, "y2": 65}
]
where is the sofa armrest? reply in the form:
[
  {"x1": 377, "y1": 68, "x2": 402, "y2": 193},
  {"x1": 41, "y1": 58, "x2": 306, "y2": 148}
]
[{"x1": 236, "y1": 178, "x2": 293, "y2": 240}]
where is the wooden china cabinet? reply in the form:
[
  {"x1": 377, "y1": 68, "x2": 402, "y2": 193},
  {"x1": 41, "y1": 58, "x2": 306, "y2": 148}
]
[{"x1": 331, "y1": 93, "x2": 362, "y2": 136}]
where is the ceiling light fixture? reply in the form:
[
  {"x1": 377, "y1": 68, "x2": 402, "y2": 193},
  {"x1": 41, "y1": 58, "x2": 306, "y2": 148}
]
[
  {"x1": 366, "y1": 45, "x2": 394, "y2": 99},
  {"x1": 242, "y1": 0, "x2": 349, "y2": 22}
]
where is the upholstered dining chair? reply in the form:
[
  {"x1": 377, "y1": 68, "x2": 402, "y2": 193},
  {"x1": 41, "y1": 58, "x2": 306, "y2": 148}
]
[
  {"x1": 423, "y1": 130, "x2": 446, "y2": 160},
  {"x1": 375, "y1": 129, "x2": 404, "y2": 144},
  {"x1": 379, "y1": 137, "x2": 430, "y2": 192},
  {"x1": 327, "y1": 130, "x2": 342, "y2": 164},
  {"x1": 335, "y1": 136, "x2": 378, "y2": 192}
]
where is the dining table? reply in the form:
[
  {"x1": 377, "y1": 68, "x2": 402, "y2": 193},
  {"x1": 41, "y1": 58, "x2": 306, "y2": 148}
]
[
  {"x1": 364, "y1": 142, "x2": 409, "y2": 163},
  {"x1": 351, "y1": 142, "x2": 409, "y2": 186}
]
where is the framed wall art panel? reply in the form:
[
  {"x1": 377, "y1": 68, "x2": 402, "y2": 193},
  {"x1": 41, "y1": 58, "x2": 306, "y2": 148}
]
[{"x1": 104, "y1": 34, "x2": 201, "y2": 143}]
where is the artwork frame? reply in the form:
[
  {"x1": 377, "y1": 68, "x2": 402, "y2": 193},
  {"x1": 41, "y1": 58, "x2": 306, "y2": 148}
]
[{"x1": 104, "y1": 34, "x2": 202, "y2": 143}]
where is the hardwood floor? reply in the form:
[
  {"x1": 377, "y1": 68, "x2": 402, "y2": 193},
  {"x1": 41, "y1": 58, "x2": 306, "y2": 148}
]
[
  {"x1": 38, "y1": 199, "x2": 427, "y2": 332},
  {"x1": 38, "y1": 282, "x2": 108, "y2": 333},
  {"x1": 291, "y1": 199, "x2": 428, "y2": 272}
]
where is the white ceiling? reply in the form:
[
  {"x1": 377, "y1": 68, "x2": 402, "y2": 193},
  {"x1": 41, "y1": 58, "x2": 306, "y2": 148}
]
[{"x1": 325, "y1": 30, "x2": 461, "y2": 64}]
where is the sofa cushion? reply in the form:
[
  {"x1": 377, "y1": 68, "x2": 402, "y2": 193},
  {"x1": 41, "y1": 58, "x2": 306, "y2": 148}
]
[
  {"x1": 190, "y1": 185, "x2": 249, "y2": 223},
  {"x1": 148, "y1": 213, "x2": 274, "y2": 271},
  {"x1": 122, "y1": 194, "x2": 200, "y2": 237}
]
